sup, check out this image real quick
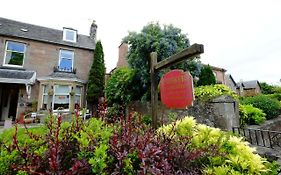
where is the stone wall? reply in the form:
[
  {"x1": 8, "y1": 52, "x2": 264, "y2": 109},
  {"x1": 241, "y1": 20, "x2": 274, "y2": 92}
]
[{"x1": 129, "y1": 95, "x2": 239, "y2": 131}]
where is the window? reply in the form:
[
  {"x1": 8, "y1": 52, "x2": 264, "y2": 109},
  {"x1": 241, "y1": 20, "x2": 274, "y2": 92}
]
[
  {"x1": 74, "y1": 86, "x2": 82, "y2": 108},
  {"x1": 53, "y1": 85, "x2": 70, "y2": 110},
  {"x1": 4, "y1": 41, "x2": 26, "y2": 66},
  {"x1": 63, "y1": 28, "x2": 77, "y2": 42},
  {"x1": 59, "y1": 50, "x2": 74, "y2": 71},
  {"x1": 42, "y1": 85, "x2": 49, "y2": 109}
]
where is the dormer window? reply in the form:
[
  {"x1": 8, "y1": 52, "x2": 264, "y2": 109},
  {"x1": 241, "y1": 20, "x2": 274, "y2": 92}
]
[{"x1": 63, "y1": 28, "x2": 77, "y2": 43}]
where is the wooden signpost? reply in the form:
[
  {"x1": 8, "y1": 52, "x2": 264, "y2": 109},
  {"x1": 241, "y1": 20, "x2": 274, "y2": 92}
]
[{"x1": 150, "y1": 43, "x2": 204, "y2": 128}]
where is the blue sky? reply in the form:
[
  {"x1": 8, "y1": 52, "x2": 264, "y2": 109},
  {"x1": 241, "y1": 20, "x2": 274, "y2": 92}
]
[{"x1": 1, "y1": 0, "x2": 280, "y2": 85}]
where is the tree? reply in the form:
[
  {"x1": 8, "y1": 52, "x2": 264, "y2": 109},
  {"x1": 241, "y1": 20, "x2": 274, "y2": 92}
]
[
  {"x1": 123, "y1": 22, "x2": 201, "y2": 100},
  {"x1": 197, "y1": 65, "x2": 216, "y2": 86},
  {"x1": 87, "y1": 41, "x2": 105, "y2": 112},
  {"x1": 105, "y1": 68, "x2": 139, "y2": 106},
  {"x1": 260, "y1": 82, "x2": 275, "y2": 94}
]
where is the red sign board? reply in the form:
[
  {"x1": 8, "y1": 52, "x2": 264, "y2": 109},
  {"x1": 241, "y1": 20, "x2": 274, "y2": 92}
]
[{"x1": 160, "y1": 70, "x2": 194, "y2": 109}]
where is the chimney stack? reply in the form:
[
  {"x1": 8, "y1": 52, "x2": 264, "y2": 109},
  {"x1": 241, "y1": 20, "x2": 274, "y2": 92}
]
[
  {"x1": 117, "y1": 43, "x2": 129, "y2": 68},
  {"x1": 90, "y1": 20, "x2": 97, "y2": 40}
]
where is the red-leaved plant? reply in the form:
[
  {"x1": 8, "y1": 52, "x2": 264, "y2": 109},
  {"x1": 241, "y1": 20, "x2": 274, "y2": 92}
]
[
  {"x1": 107, "y1": 112, "x2": 217, "y2": 175},
  {"x1": 10, "y1": 113, "x2": 92, "y2": 175}
]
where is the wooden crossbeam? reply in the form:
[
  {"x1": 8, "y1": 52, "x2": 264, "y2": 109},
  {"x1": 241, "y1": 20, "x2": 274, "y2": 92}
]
[{"x1": 154, "y1": 43, "x2": 204, "y2": 71}]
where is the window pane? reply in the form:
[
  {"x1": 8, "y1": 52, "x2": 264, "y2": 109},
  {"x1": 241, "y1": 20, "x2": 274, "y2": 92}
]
[
  {"x1": 75, "y1": 95, "x2": 81, "y2": 106},
  {"x1": 65, "y1": 30, "x2": 75, "y2": 41},
  {"x1": 59, "y1": 58, "x2": 72, "y2": 69},
  {"x1": 55, "y1": 85, "x2": 69, "y2": 94},
  {"x1": 43, "y1": 95, "x2": 48, "y2": 104},
  {"x1": 7, "y1": 41, "x2": 25, "y2": 52},
  {"x1": 75, "y1": 86, "x2": 82, "y2": 94},
  {"x1": 59, "y1": 50, "x2": 73, "y2": 70},
  {"x1": 54, "y1": 95, "x2": 69, "y2": 104},
  {"x1": 61, "y1": 50, "x2": 73, "y2": 59},
  {"x1": 54, "y1": 95, "x2": 69, "y2": 110},
  {"x1": 43, "y1": 85, "x2": 49, "y2": 94},
  {"x1": 5, "y1": 51, "x2": 24, "y2": 65}
]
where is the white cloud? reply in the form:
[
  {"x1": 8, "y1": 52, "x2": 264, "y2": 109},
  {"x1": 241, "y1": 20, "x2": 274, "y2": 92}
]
[{"x1": 0, "y1": 0, "x2": 280, "y2": 84}]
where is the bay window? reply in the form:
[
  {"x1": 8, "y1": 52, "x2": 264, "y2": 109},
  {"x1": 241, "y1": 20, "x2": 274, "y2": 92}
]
[{"x1": 53, "y1": 85, "x2": 70, "y2": 110}]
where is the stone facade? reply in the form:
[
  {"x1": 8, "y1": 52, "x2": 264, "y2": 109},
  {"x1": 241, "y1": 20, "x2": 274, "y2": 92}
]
[{"x1": 0, "y1": 18, "x2": 96, "y2": 121}]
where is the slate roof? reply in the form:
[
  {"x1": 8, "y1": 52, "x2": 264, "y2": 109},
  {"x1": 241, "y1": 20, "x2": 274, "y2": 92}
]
[
  {"x1": 0, "y1": 68, "x2": 36, "y2": 84},
  {"x1": 225, "y1": 74, "x2": 237, "y2": 86},
  {"x1": 243, "y1": 80, "x2": 260, "y2": 89},
  {"x1": 236, "y1": 82, "x2": 245, "y2": 88},
  {"x1": 0, "y1": 17, "x2": 95, "y2": 50},
  {"x1": 37, "y1": 72, "x2": 86, "y2": 84},
  {"x1": 0, "y1": 68, "x2": 34, "y2": 79}
]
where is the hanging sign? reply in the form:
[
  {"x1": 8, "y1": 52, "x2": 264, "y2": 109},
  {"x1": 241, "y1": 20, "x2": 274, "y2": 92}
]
[{"x1": 160, "y1": 70, "x2": 194, "y2": 109}]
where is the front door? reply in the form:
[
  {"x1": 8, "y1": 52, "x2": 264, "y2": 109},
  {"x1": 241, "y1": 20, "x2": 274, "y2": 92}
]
[{"x1": 0, "y1": 84, "x2": 19, "y2": 121}]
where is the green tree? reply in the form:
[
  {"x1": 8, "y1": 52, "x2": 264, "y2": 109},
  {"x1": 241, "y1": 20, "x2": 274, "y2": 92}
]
[
  {"x1": 87, "y1": 41, "x2": 105, "y2": 112},
  {"x1": 260, "y1": 82, "x2": 275, "y2": 94},
  {"x1": 123, "y1": 22, "x2": 201, "y2": 100},
  {"x1": 197, "y1": 65, "x2": 216, "y2": 86},
  {"x1": 105, "y1": 68, "x2": 142, "y2": 106}
]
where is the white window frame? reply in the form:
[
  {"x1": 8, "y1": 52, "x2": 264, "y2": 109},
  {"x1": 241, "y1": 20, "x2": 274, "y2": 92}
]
[
  {"x1": 52, "y1": 85, "x2": 71, "y2": 112},
  {"x1": 63, "y1": 28, "x2": 77, "y2": 43},
  {"x1": 3, "y1": 40, "x2": 26, "y2": 68},
  {"x1": 58, "y1": 49, "x2": 74, "y2": 71},
  {"x1": 74, "y1": 86, "x2": 83, "y2": 108},
  {"x1": 42, "y1": 84, "x2": 49, "y2": 109}
]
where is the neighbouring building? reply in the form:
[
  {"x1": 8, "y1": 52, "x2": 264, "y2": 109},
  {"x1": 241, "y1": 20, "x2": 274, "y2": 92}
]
[
  {"x1": 237, "y1": 80, "x2": 261, "y2": 97},
  {"x1": 225, "y1": 74, "x2": 237, "y2": 92},
  {"x1": 0, "y1": 17, "x2": 97, "y2": 121},
  {"x1": 205, "y1": 64, "x2": 227, "y2": 85}
]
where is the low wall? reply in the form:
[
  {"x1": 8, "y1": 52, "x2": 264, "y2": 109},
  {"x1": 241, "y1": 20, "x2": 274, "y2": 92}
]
[{"x1": 129, "y1": 95, "x2": 239, "y2": 131}]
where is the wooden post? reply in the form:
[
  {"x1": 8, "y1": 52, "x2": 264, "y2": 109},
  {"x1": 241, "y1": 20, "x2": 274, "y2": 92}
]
[{"x1": 150, "y1": 52, "x2": 158, "y2": 129}]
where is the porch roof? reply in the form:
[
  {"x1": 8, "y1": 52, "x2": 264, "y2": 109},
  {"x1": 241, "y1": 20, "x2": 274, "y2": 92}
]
[
  {"x1": 37, "y1": 72, "x2": 86, "y2": 84},
  {"x1": 0, "y1": 68, "x2": 36, "y2": 84}
]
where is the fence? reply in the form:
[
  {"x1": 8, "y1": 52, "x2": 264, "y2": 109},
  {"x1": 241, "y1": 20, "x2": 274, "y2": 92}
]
[{"x1": 232, "y1": 127, "x2": 281, "y2": 148}]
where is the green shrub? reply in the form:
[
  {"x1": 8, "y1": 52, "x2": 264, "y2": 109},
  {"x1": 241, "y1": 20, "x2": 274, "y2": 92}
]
[
  {"x1": 260, "y1": 82, "x2": 275, "y2": 94},
  {"x1": 241, "y1": 95, "x2": 280, "y2": 119},
  {"x1": 239, "y1": 104, "x2": 266, "y2": 125},
  {"x1": 105, "y1": 68, "x2": 142, "y2": 106},
  {"x1": 195, "y1": 84, "x2": 238, "y2": 102},
  {"x1": 0, "y1": 126, "x2": 47, "y2": 175},
  {"x1": 141, "y1": 114, "x2": 152, "y2": 125},
  {"x1": 158, "y1": 116, "x2": 274, "y2": 174},
  {"x1": 0, "y1": 115, "x2": 113, "y2": 174},
  {"x1": 266, "y1": 93, "x2": 281, "y2": 101}
]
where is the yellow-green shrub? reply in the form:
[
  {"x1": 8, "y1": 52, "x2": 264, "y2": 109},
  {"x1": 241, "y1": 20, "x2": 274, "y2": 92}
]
[
  {"x1": 195, "y1": 84, "x2": 238, "y2": 102},
  {"x1": 239, "y1": 104, "x2": 266, "y2": 126},
  {"x1": 158, "y1": 116, "x2": 272, "y2": 174}
]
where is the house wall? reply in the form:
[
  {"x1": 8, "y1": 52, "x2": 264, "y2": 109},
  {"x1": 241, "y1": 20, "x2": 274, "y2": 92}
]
[
  {"x1": 0, "y1": 36, "x2": 94, "y2": 117},
  {"x1": 117, "y1": 43, "x2": 129, "y2": 68},
  {"x1": 244, "y1": 89, "x2": 258, "y2": 97},
  {"x1": 0, "y1": 36, "x2": 94, "y2": 81},
  {"x1": 213, "y1": 69, "x2": 226, "y2": 84},
  {"x1": 225, "y1": 77, "x2": 237, "y2": 92}
]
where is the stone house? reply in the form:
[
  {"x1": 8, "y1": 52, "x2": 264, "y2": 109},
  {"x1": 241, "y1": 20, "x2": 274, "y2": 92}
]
[
  {"x1": 237, "y1": 80, "x2": 261, "y2": 97},
  {"x1": 225, "y1": 74, "x2": 237, "y2": 92},
  {"x1": 0, "y1": 17, "x2": 97, "y2": 121}
]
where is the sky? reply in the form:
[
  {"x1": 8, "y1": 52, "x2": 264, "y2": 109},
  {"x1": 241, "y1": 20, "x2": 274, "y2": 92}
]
[{"x1": 0, "y1": 0, "x2": 280, "y2": 85}]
